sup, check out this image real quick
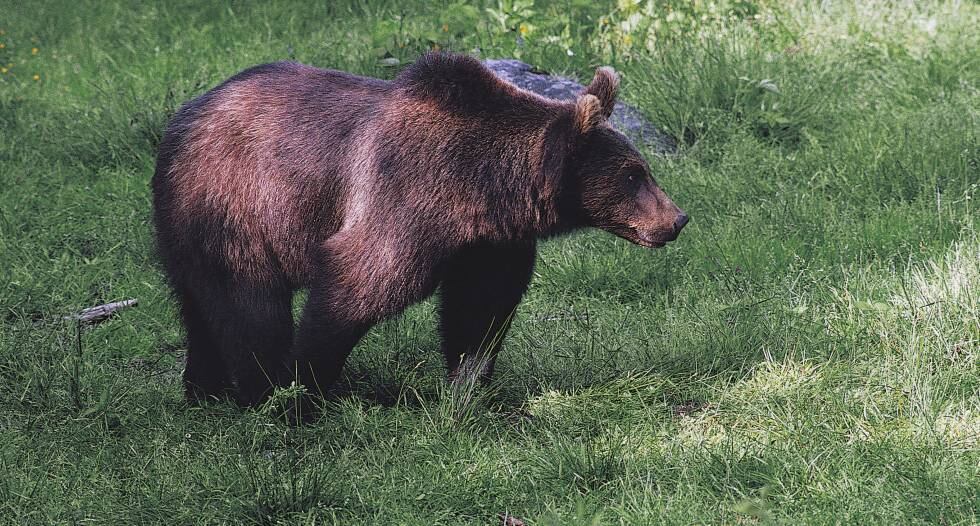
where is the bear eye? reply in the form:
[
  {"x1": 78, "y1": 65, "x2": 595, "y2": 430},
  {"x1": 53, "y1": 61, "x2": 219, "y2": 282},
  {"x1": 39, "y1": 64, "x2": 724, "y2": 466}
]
[{"x1": 626, "y1": 170, "x2": 644, "y2": 184}]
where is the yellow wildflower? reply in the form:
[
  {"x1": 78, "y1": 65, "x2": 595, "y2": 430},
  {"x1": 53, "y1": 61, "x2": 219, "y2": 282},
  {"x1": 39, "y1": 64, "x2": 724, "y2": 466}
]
[
  {"x1": 32, "y1": 74, "x2": 39, "y2": 81},
  {"x1": 32, "y1": 47, "x2": 39, "y2": 55},
  {"x1": 0, "y1": 43, "x2": 5, "y2": 49},
  {"x1": 519, "y1": 23, "x2": 529, "y2": 35},
  {"x1": 1, "y1": 67, "x2": 6, "y2": 74}
]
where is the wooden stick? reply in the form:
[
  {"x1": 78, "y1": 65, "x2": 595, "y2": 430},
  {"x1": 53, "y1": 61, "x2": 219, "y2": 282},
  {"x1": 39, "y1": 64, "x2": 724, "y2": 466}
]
[{"x1": 68, "y1": 299, "x2": 138, "y2": 324}]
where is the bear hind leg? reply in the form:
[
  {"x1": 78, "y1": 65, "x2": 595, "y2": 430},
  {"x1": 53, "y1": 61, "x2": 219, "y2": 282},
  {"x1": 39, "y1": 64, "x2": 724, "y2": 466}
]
[
  {"x1": 180, "y1": 280, "x2": 294, "y2": 407},
  {"x1": 180, "y1": 294, "x2": 233, "y2": 403},
  {"x1": 218, "y1": 284, "x2": 294, "y2": 407}
]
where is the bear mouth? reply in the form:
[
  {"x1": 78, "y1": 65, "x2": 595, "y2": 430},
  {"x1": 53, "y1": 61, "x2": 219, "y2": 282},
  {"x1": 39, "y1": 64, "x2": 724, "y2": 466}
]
[
  {"x1": 637, "y1": 237, "x2": 667, "y2": 249},
  {"x1": 629, "y1": 229, "x2": 670, "y2": 249}
]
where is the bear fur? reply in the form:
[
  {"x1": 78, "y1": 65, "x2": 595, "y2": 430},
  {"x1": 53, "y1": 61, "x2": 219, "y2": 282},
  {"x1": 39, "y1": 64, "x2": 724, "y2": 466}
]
[{"x1": 152, "y1": 52, "x2": 687, "y2": 405}]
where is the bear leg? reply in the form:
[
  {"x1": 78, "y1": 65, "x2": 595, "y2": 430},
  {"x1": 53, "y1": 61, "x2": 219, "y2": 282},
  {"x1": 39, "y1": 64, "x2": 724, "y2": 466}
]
[
  {"x1": 180, "y1": 294, "x2": 234, "y2": 403},
  {"x1": 439, "y1": 241, "x2": 536, "y2": 384},
  {"x1": 288, "y1": 232, "x2": 441, "y2": 405},
  {"x1": 287, "y1": 285, "x2": 371, "y2": 401},
  {"x1": 181, "y1": 279, "x2": 293, "y2": 407},
  {"x1": 219, "y1": 285, "x2": 294, "y2": 407}
]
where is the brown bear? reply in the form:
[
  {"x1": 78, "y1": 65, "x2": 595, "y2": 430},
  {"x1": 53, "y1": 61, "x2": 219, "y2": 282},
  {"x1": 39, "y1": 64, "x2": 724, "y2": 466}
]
[{"x1": 152, "y1": 52, "x2": 688, "y2": 406}]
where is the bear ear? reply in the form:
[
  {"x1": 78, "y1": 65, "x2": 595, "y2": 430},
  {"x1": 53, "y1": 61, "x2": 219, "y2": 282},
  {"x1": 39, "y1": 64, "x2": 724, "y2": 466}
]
[
  {"x1": 584, "y1": 66, "x2": 619, "y2": 120},
  {"x1": 574, "y1": 94, "x2": 603, "y2": 134}
]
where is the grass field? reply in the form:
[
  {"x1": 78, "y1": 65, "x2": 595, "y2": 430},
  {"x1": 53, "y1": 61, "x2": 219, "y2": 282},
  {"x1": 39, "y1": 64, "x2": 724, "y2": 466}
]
[{"x1": 1, "y1": 1, "x2": 978, "y2": 523}]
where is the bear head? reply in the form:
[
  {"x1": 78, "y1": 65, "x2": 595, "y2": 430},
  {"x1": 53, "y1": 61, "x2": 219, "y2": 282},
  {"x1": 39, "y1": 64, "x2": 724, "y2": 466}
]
[{"x1": 549, "y1": 67, "x2": 688, "y2": 248}]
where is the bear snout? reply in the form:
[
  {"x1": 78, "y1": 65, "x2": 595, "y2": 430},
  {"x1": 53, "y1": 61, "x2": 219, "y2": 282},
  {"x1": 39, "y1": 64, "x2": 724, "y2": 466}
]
[
  {"x1": 673, "y1": 212, "x2": 689, "y2": 234},
  {"x1": 635, "y1": 210, "x2": 687, "y2": 248}
]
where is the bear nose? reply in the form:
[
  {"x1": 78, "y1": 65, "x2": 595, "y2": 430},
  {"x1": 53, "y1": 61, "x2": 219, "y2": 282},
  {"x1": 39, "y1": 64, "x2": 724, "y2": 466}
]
[{"x1": 673, "y1": 213, "x2": 689, "y2": 233}]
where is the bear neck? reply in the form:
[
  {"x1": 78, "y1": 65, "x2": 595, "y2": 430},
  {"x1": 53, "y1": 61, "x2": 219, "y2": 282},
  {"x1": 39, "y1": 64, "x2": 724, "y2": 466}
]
[{"x1": 465, "y1": 110, "x2": 568, "y2": 244}]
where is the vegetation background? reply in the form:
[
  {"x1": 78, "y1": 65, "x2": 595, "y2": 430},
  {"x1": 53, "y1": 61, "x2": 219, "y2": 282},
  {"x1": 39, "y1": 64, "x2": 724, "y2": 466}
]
[{"x1": 1, "y1": 0, "x2": 977, "y2": 523}]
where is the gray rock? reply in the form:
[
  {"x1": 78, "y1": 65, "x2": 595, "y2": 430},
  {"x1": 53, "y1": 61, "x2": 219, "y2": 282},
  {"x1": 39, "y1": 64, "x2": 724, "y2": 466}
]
[{"x1": 484, "y1": 59, "x2": 677, "y2": 154}]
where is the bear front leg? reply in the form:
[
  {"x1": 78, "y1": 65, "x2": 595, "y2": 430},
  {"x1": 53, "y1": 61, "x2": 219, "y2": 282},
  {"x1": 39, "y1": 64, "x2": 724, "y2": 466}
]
[{"x1": 439, "y1": 241, "x2": 536, "y2": 384}]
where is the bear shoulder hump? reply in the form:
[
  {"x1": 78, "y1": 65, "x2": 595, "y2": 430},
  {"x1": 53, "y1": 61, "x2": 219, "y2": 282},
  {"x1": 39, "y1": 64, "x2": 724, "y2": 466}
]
[{"x1": 394, "y1": 52, "x2": 510, "y2": 108}]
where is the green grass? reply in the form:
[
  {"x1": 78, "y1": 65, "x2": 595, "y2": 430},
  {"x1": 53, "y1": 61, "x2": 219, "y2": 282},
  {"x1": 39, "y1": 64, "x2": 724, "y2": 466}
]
[{"x1": 1, "y1": 1, "x2": 978, "y2": 524}]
